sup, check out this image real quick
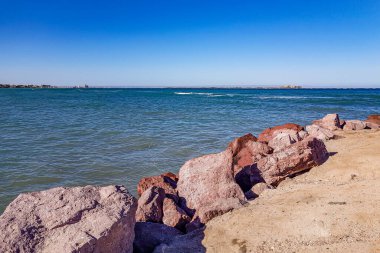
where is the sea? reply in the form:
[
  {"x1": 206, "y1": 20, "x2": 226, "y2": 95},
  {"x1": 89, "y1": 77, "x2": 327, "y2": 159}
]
[{"x1": 1, "y1": 88, "x2": 379, "y2": 213}]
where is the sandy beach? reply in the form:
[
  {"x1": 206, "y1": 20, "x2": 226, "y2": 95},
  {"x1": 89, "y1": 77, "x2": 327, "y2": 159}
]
[{"x1": 203, "y1": 129, "x2": 380, "y2": 252}]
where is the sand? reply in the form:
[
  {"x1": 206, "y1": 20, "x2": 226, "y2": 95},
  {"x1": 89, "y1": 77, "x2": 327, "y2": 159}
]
[{"x1": 202, "y1": 129, "x2": 380, "y2": 253}]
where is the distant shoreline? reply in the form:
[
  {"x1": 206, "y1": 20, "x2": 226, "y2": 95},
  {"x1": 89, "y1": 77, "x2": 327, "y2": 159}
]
[{"x1": 1, "y1": 84, "x2": 380, "y2": 89}]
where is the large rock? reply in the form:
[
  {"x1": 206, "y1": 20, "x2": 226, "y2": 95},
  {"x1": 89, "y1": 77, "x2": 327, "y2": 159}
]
[
  {"x1": 227, "y1": 134, "x2": 272, "y2": 191},
  {"x1": 268, "y1": 131, "x2": 302, "y2": 151},
  {"x1": 133, "y1": 222, "x2": 183, "y2": 253},
  {"x1": 0, "y1": 185, "x2": 137, "y2": 253},
  {"x1": 313, "y1": 113, "x2": 341, "y2": 130},
  {"x1": 137, "y1": 172, "x2": 178, "y2": 202},
  {"x1": 257, "y1": 123, "x2": 304, "y2": 143},
  {"x1": 366, "y1": 114, "x2": 380, "y2": 125},
  {"x1": 228, "y1": 133, "x2": 272, "y2": 174},
  {"x1": 306, "y1": 124, "x2": 335, "y2": 140},
  {"x1": 257, "y1": 137, "x2": 329, "y2": 185},
  {"x1": 343, "y1": 120, "x2": 367, "y2": 131},
  {"x1": 195, "y1": 197, "x2": 243, "y2": 224},
  {"x1": 162, "y1": 198, "x2": 191, "y2": 231},
  {"x1": 177, "y1": 150, "x2": 246, "y2": 224},
  {"x1": 136, "y1": 186, "x2": 165, "y2": 223},
  {"x1": 153, "y1": 228, "x2": 205, "y2": 253}
]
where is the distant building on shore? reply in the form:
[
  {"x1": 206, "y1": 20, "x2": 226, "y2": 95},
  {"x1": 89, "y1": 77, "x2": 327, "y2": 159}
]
[{"x1": 280, "y1": 85, "x2": 302, "y2": 89}]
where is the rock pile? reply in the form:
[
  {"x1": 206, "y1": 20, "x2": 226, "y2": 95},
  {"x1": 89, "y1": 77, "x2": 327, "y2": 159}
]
[{"x1": 0, "y1": 113, "x2": 378, "y2": 252}]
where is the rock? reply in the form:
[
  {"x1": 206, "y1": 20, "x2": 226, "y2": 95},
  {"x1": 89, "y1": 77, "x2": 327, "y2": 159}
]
[
  {"x1": 306, "y1": 124, "x2": 335, "y2": 140},
  {"x1": 0, "y1": 185, "x2": 137, "y2": 253},
  {"x1": 162, "y1": 198, "x2": 191, "y2": 231},
  {"x1": 137, "y1": 172, "x2": 178, "y2": 202},
  {"x1": 133, "y1": 222, "x2": 183, "y2": 253},
  {"x1": 257, "y1": 137, "x2": 329, "y2": 185},
  {"x1": 195, "y1": 197, "x2": 243, "y2": 224},
  {"x1": 343, "y1": 120, "x2": 367, "y2": 131},
  {"x1": 153, "y1": 228, "x2": 205, "y2": 253},
  {"x1": 136, "y1": 186, "x2": 165, "y2": 223},
  {"x1": 228, "y1": 134, "x2": 272, "y2": 191},
  {"x1": 312, "y1": 113, "x2": 341, "y2": 130},
  {"x1": 268, "y1": 132, "x2": 301, "y2": 151},
  {"x1": 177, "y1": 150, "x2": 246, "y2": 225},
  {"x1": 245, "y1": 182, "x2": 273, "y2": 200},
  {"x1": 298, "y1": 130, "x2": 309, "y2": 139},
  {"x1": 366, "y1": 114, "x2": 380, "y2": 125},
  {"x1": 257, "y1": 123, "x2": 304, "y2": 143}
]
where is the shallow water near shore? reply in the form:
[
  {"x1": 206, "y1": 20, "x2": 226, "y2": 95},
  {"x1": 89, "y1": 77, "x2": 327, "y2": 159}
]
[{"x1": 0, "y1": 88, "x2": 379, "y2": 213}]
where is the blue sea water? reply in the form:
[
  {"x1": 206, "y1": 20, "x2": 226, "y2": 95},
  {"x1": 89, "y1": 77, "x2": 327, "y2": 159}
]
[{"x1": 0, "y1": 88, "x2": 379, "y2": 213}]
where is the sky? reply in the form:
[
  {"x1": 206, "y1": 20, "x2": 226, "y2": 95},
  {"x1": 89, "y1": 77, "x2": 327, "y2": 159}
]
[{"x1": 0, "y1": 0, "x2": 379, "y2": 87}]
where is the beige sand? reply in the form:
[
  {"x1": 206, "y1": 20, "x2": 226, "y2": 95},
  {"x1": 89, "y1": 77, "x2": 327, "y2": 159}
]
[{"x1": 203, "y1": 130, "x2": 380, "y2": 253}]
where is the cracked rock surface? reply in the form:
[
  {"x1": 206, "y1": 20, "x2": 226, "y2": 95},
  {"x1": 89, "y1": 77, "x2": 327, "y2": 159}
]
[{"x1": 0, "y1": 185, "x2": 137, "y2": 253}]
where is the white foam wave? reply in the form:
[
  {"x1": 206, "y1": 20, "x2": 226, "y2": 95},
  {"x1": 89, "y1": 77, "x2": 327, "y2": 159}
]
[{"x1": 174, "y1": 92, "x2": 235, "y2": 97}]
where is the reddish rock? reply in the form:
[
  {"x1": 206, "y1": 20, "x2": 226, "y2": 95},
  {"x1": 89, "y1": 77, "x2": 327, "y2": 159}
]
[
  {"x1": 257, "y1": 137, "x2": 328, "y2": 185},
  {"x1": 162, "y1": 198, "x2": 191, "y2": 231},
  {"x1": 136, "y1": 186, "x2": 165, "y2": 223},
  {"x1": 227, "y1": 134, "x2": 272, "y2": 191},
  {"x1": 0, "y1": 185, "x2": 137, "y2": 253},
  {"x1": 312, "y1": 113, "x2": 341, "y2": 130},
  {"x1": 257, "y1": 123, "x2": 304, "y2": 143},
  {"x1": 137, "y1": 172, "x2": 178, "y2": 202},
  {"x1": 228, "y1": 134, "x2": 272, "y2": 173},
  {"x1": 245, "y1": 182, "x2": 273, "y2": 200},
  {"x1": 306, "y1": 125, "x2": 335, "y2": 140},
  {"x1": 177, "y1": 150, "x2": 246, "y2": 225},
  {"x1": 343, "y1": 120, "x2": 367, "y2": 131},
  {"x1": 366, "y1": 114, "x2": 380, "y2": 125}
]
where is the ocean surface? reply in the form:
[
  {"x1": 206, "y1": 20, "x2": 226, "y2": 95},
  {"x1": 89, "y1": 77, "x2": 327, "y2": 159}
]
[{"x1": 1, "y1": 88, "x2": 379, "y2": 213}]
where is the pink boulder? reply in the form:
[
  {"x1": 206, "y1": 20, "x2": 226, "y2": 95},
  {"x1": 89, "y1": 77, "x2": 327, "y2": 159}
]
[
  {"x1": 162, "y1": 198, "x2": 191, "y2": 231},
  {"x1": 306, "y1": 124, "x2": 335, "y2": 140},
  {"x1": 0, "y1": 185, "x2": 137, "y2": 253},
  {"x1": 343, "y1": 120, "x2": 367, "y2": 131},
  {"x1": 176, "y1": 150, "x2": 246, "y2": 225},
  {"x1": 137, "y1": 172, "x2": 178, "y2": 202},
  {"x1": 268, "y1": 131, "x2": 302, "y2": 151},
  {"x1": 195, "y1": 197, "x2": 243, "y2": 224},
  {"x1": 135, "y1": 186, "x2": 165, "y2": 223},
  {"x1": 257, "y1": 137, "x2": 328, "y2": 185},
  {"x1": 257, "y1": 123, "x2": 304, "y2": 143},
  {"x1": 312, "y1": 113, "x2": 341, "y2": 130}
]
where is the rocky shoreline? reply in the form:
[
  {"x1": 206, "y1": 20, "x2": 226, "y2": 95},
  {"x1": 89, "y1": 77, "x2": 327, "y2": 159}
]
[{"x1": 0, "y1": 114, "x2": 379, "y2": 252}]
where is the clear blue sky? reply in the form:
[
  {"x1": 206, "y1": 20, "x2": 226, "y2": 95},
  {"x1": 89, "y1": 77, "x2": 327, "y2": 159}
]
[{"x1": 1, "y1": 0, "x2": 379, "y2": 87}]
